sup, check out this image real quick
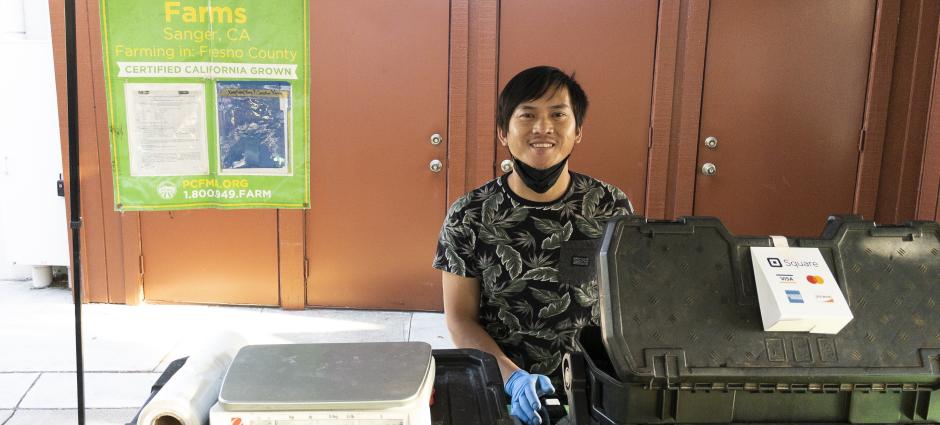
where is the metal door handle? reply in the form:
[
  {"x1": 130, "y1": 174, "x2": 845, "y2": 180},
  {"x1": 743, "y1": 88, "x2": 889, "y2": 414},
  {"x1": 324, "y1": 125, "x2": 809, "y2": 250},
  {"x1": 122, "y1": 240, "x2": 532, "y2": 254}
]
[
  {"x1": 500, "y1": 159, "x2": 513, "y2": 173},
  {"x1": 430, "y1": 159, "x2": 443, "y2": 173},
  {"x1": 704, "y1": 136, "x2": 718, "y2": 149},
  {"x1": 701, "y1": 163, "x2": 717, "y2": 176}
]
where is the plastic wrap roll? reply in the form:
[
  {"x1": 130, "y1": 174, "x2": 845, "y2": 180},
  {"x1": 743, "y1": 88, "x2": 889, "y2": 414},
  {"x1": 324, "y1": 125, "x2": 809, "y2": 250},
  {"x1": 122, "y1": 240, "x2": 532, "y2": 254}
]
[{"x1": 137, "y1": 330, "x2": 249, "y2": 425}]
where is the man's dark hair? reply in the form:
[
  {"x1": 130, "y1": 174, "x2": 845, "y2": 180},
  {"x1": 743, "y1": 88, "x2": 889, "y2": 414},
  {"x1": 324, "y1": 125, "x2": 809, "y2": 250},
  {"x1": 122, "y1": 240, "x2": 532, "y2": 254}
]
[{"x1": 497, "y1": 66, "x2": 589, "y2": 135}]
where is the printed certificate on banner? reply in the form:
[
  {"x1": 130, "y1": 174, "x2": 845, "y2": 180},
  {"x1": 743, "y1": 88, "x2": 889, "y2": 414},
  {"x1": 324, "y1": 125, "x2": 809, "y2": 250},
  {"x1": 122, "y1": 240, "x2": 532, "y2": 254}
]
[
  {"x1": 98, "y1": 0, "x2": 309, "y2": 210},
  {"x1": 124, "y1": 83, "x2": 209, "y2": 177}
]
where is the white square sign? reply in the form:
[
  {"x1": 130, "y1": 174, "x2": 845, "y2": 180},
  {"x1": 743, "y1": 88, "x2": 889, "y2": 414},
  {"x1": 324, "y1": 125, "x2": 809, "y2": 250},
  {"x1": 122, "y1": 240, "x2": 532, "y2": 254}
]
[{"x1": 751, "y1": 246, "x2": 853, "y2": 334}]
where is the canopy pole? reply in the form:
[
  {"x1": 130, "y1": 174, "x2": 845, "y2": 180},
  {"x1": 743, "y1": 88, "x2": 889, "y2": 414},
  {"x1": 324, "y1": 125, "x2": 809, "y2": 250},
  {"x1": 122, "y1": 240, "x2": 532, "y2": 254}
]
[{"x1": 63, "y1": 0, "x2": 86, "y2": 422}]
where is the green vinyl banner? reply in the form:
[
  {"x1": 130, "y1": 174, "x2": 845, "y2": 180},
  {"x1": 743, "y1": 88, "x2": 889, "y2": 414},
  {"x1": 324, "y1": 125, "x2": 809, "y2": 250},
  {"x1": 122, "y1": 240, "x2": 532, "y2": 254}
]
[{"x1": 99, "y1": 0, "x2": 309, "y2": 210}]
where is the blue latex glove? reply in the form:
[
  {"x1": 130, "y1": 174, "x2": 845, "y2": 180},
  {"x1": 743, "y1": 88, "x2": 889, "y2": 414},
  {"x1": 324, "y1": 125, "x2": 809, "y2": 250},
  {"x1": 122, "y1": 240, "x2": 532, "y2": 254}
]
[{"x1": 505, "y1": 369, "x2": 555, "y2": 425}]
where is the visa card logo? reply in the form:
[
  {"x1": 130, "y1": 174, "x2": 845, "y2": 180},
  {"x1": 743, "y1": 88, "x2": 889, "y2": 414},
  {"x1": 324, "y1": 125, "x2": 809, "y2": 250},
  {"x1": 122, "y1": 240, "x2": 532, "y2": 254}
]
[
  {"x1": 776, "y1": 274, "x2": 795, "y2": 283},
  {"x1": 785, "y1": 289, "x2": 804, "y2": 304}
]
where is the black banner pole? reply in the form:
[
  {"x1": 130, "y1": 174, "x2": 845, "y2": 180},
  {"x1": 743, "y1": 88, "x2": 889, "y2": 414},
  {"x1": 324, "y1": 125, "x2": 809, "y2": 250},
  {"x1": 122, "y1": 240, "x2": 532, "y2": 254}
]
[{"x1": 63, "y1": 0, "x2": 86, "y2": 423}]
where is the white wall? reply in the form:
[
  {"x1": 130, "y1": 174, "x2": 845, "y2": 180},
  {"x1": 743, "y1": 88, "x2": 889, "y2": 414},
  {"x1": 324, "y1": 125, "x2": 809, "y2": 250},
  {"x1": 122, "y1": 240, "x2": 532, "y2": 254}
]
[
  {"x1": 23, "y1": 0, "x2": 52, "y2": 41},
  {"x1": 0, "y1": 231, "x2": 30, "y2": 279},
  {"x1": 0, "y1": 0, "x2": 69, "y2": 277},
  {"x1": 0, "y1": 0, "x2": 26, "y2": 40},
  {"x1": 0, "y1": 0, "x2": 28, "y2": 278},
  {"x1": 0, "y1": 0, "x2": 52, "y2": 40}
]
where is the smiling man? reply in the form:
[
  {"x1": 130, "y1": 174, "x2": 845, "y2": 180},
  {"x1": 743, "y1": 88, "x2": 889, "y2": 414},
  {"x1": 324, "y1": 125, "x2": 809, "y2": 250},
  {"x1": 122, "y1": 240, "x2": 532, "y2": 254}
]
[{"x1": 433, "y1": 66, "x2": 633, "y2": 425}]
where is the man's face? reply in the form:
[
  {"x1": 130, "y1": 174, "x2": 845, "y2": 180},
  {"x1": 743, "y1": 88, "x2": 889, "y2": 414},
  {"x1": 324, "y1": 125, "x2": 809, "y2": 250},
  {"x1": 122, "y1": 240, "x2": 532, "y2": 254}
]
[{"x1": 499, "y1": 87, "x2": 581, "y2": 170}]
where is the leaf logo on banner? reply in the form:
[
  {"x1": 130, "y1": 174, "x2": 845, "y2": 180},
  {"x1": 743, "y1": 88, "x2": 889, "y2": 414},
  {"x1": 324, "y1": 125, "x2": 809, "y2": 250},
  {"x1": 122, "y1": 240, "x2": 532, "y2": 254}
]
[
  {"x1": 538, "y1": 293, "x2": 571, "y2": 319},
  {"x1": 496, "y1": 244, "x2": 523, "y2": 279}
]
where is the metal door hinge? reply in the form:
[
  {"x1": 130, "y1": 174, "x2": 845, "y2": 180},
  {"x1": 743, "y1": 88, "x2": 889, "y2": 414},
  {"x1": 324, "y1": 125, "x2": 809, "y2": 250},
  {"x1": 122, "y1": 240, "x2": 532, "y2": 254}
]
[
  {"x1": 303, "y1": 257, "x2": 310, "y2": 279},
  {"x1": 648, "y1": 125, "x2": 654, "y2": 149},
  {"x1": 138, "y1": 255, "x2": 145, "y2": 277},
  {"x1": 858, "y1": 128, "x2": 867, "y2": 152}
]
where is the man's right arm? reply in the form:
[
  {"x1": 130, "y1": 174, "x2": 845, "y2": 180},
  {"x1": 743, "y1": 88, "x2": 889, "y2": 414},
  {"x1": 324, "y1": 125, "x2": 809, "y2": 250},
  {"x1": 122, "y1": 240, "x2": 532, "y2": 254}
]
[{"x1": 442, "y1": 271, "x2": 520, "y2": 383}]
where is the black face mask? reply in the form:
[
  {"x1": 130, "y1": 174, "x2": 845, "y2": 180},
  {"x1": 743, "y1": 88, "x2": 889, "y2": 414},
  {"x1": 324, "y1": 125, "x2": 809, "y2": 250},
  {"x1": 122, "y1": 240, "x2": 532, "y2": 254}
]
[{"x1": 511, "y1": 155, "x2": 570, "y2": 193}]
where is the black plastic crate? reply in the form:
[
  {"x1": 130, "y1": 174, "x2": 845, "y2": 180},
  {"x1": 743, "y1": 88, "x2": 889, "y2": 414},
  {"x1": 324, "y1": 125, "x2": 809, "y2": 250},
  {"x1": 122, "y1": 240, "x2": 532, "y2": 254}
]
[
  {"x1": 431, "y1": 349, "x2": 516, "y2": 425},
  {"x1": 564, "y1": 215, "x2": 940, "y2": 424},
  {"x1": 567, "y1": 326, "x2": 940, "y2": 425}
]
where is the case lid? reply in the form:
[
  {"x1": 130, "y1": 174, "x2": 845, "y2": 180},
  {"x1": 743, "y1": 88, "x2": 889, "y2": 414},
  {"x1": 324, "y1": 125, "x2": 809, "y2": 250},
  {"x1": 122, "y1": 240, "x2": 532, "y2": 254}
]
[
  {"x1": 597, "y1": 215, "x2": 940, "y2": 385},
  {"x1": 219, "y1": 342, "x2": 433, "y2": 411}
]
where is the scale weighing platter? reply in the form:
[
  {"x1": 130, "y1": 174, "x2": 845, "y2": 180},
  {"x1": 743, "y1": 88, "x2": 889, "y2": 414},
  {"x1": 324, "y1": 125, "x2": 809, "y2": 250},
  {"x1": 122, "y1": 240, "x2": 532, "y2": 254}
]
[{"x1": 218, "y1": 342, "x2": 434, "y2": 411}]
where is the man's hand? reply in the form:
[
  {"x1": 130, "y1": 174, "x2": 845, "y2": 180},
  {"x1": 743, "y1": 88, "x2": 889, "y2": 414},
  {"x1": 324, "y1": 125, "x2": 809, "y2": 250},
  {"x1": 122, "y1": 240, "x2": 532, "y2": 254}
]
[
  {"x1": 443, "y1": 271, "x2": 552, "y2": 422},
  {"x1": 442, "y1": 271, "x2": 523, "y2": 379},
  {"x1": 505, "y1": 369, "x2": 555, "y2": 425}
]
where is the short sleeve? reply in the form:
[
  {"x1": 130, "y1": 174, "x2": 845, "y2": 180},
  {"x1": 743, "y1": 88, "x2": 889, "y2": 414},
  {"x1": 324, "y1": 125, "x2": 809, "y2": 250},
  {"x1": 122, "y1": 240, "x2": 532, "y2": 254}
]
[
  {"x1": 606, "y1": 184, "x2": 635, "y2": 216},
  {"x1": 432, "y1": 195, "x2": 478, "y2": 277},
  {"x1": 616, "y1": 193, "x2": 634, "y2": 216}
]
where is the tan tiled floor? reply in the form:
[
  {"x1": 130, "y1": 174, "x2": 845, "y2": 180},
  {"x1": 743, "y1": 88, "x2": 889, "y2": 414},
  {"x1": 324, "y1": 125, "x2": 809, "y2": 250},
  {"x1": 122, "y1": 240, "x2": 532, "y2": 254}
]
[{"x1": 0, "y1": 279, "x2": 452, "y2": 425}]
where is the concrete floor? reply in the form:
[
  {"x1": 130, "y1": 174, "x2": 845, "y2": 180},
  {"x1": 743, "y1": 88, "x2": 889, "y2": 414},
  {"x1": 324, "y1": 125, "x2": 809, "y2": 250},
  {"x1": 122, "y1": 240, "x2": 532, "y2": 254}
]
[{"x1": 0, "y1": 279, "x2": 453, "y2": 425}]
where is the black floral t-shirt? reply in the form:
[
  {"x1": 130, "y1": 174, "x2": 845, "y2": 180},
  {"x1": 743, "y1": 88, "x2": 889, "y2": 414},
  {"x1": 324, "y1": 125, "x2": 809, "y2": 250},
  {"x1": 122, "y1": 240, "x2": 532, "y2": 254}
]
[{"x1": 433, "y1": 172, "x2": 632, "y2": 387}]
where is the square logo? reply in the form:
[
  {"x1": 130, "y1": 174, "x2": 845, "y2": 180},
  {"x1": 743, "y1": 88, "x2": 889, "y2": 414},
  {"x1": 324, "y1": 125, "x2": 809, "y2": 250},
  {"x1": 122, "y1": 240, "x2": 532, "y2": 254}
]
[
  {"x1": 785, "y1": 289, "x2": 804, "y2": 304},
  {"x1": 767, "y1": 258, "x2": 783, "y2": 268}
]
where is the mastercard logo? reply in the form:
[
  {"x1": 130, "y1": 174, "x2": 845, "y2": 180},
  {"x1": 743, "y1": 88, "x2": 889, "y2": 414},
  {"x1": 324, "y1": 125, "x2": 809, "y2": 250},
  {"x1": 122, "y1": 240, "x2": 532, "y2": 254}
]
[
  {"x1": 806, "y1": 275, "x2": 824, "y2": 284},
  {"x1": 231, "y1": 418, "x2": 242, "y2": 425}
]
